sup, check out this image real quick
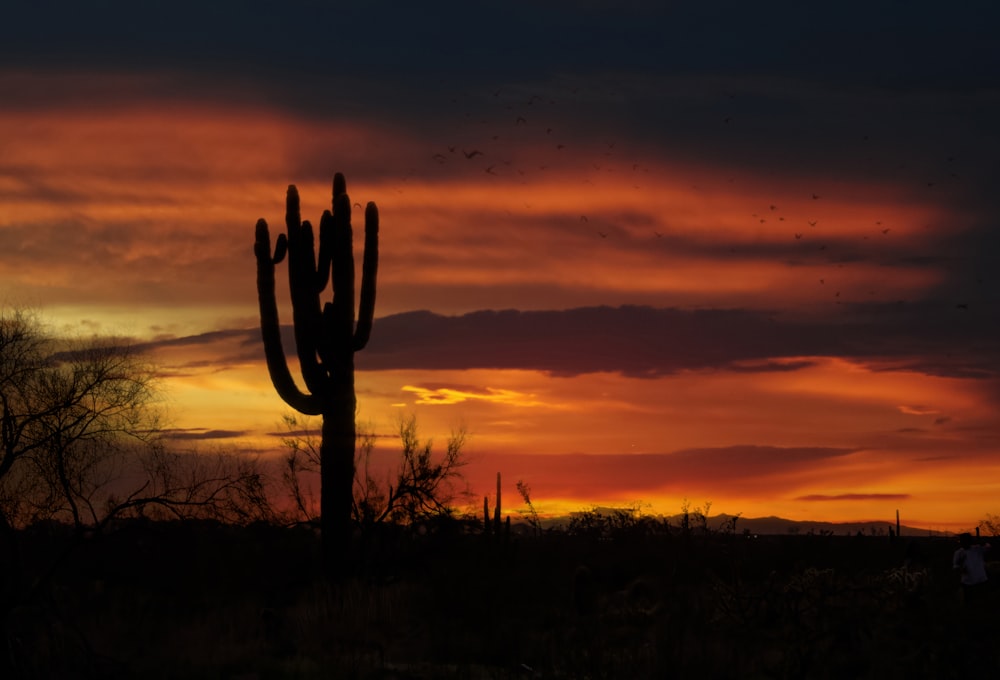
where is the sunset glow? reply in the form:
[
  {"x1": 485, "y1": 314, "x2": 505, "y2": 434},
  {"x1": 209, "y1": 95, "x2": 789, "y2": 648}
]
[{"x1": 2, "y1": 3, "x2": 997, "y2": 534}]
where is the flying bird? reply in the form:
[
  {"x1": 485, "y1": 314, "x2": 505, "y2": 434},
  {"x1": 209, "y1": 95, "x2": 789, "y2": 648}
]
[
  {"x1": 463, "y1": 149, "x2": 484, "y2": 159},
  {"x1": 808, "y1": 220, "x2": 817, "y2": 227},
  {"x1": 794, "y1": 233, "x2": 802, "y2": 240},
  {"x1": 597, "y1": 231, "x2": 608, "y2": 238}
]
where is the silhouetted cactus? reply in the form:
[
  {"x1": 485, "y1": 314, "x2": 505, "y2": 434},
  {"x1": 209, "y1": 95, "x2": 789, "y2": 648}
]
[
  {"x1": 493, "y1": 471, "x2": 502, "y2": 534},
  {"x1": 254, "y1": 173, "x2": 378, "y2": 576},
  {"x1": 484, "y1": 472, "x2": 508, "y2": 542}
]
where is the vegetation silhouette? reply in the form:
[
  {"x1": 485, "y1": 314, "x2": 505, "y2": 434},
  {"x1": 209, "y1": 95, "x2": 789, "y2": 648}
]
[
  {"x1": 5, "y1": 502, "x2": 997, "y2": 679},
  {"x1": 279, "y1": 412, "x2": 469, "y2": 532},
  {"x1": 0, "y1": 308, "x2": 274, "y2": 679},
  {"x1": 254, "y1": 173, "x2": 379, "y2": 577},
  {"x1": 0, "y1": 307, "x2": 268, "y2": 538}
]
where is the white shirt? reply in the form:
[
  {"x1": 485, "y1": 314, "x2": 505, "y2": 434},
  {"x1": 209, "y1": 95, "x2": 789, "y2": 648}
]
[{"x1": 953, "y1": 544, "x2": 990, "y2": 585}]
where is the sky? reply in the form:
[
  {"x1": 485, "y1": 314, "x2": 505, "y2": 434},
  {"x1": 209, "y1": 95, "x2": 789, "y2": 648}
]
[{"x1": 1, "y1": 1, "x2": 998, "y2": 531}]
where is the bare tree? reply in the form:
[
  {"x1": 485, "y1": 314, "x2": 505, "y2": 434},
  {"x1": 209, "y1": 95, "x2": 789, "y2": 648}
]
[
  {"x1": 279, "y1": 412, "x2": 470, "y2": 530},
  {"x1": 0, "y1": 307, "x2": 288, "y2": 680},
  {"x1": 0, "y1": 308, "x2": 275, "y2": 536},
  {"x1": 979, "y1": 513, "x2": 1000, "y2": 537},
  {"x1": 278, "y1": 412, "x2": 322, "y2": 524},
  {"x1": 372, "y1": 414, "x2": 469, "y2": 526},
  {"x1": 100, "y1": 444, "x2": 278, "y2": 527},
  {"x1": 19, "y1": 336, "x2": 162, "y2": 531},
  {"x1": 516, "y1": 479, "x2": 542, "y2": 536}
]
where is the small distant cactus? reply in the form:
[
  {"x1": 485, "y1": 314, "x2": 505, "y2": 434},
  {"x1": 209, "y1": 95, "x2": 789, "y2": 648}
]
[
  {"x1": 493, "y1": 471, "x2": 502, "y2": 534},
  {"x1": 484, "y1": 472, "x2": 507, "y2": 541}
]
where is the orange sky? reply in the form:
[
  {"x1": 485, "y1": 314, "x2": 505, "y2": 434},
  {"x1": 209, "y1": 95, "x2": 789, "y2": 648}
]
[{"x1": 1, "y1": 4, "x2": 997, "y2": 532}]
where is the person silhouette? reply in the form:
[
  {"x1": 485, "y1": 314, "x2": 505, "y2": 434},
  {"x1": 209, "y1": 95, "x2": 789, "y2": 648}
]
[{"x1": 953, "y1": 532, "x2": 991, "y2": 606}]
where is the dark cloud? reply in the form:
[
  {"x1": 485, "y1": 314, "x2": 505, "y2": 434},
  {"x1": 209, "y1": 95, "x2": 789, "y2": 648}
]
[
  {"x1": 360, "y1": 304, "x2": 998, "y2": 380},
  {"x1": 3, "y1": 2, "x2": 995, "y2": 89},
  {"x1": 262, "y1": 428, "x2": 394, "y2": 441},
  {"x1": 151, "y1": 300, "x2": 998, "y2": 383},
  {"x1": 5, "y1": 3, "x2": 996, "y2": 292},
  {"x1": 264, "y1": 429, "x2": 318, "y2": 440},
  {"x1": 4, "y1": 2, "x2": 997, "y2": 195},
  {"x1": 363, "y1": 306, "x2": 787, "y2": 377},
  {"x1": 136, "y1": 328, "x2": 256, "y2": 351},
  {"x1": 795, "y1": 493, "x2": 911, "y2": 502},
  {"x1": 161, "y1": 428, "x2": 248, "y2": 441}
]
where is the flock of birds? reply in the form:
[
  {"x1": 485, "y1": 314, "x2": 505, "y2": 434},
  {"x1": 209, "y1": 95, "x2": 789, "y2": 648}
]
[{"x1": 386, "y1": 83, "x2": 975, "y2": 311}]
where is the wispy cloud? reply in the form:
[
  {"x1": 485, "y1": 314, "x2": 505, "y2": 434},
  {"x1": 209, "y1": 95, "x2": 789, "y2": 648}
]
[
  {"x1": 401, "y1": 384, "x2": 548, "y2": 407},
  {"x1": 795, "y1": 493, "x2": 911, "y2": 502},
  {"x1": 161, "y1": 428, "x2": 249, "y2": 441}
]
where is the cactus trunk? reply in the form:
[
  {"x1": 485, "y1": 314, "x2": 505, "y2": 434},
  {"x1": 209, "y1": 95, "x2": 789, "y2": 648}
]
[{"x1": 254, "y1": 173, "x2": 378, "y2": 577}]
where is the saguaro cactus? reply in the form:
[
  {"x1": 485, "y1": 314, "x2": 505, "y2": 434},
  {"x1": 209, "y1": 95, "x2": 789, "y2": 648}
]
[{"x1": 253, "y1": 173, "x2": 378, "y2": 575}]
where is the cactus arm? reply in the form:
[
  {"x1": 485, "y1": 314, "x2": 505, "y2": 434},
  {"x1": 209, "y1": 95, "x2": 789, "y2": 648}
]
[
  {"x1": 353, "y1": 201, "x2": 379, "y2": 351},
  {"x1": 330, "y1": 188, "x2": 357, "y2": 356},
  {"x1": 333, "y1": 172, "x2": 347, "y2": 200},
  {"x1": 314, "y1": 174, "x2": 347, "y2": 297},
  {"x1": 284, "y1": 186, "x2": 327, "y2": 395},
  {"x1": 254, "y1": 218, "x2": 323, "y2": 416},
  {"x1": 315, "y1": 210, "x2": 334, "y2": 295},
  {"x1": 272, "y1": 233, "x2": 287, "y2": 264}
]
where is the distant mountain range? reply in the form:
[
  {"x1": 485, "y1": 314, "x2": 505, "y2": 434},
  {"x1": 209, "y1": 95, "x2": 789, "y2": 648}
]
[
  {"x1": 531, "y1": 509, "x2": 956, "y2": 538},
  {"x1": 697, "y1": 514, "x2": 953, "y2": 538}
]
